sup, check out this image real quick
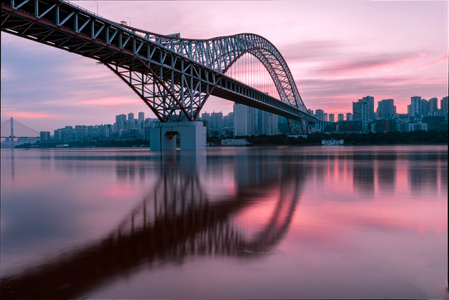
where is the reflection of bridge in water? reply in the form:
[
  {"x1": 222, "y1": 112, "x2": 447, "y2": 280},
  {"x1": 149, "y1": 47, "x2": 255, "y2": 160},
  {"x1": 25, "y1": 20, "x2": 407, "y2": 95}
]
[{"x1": 1, "y1": 153, "x2": 310, "y2": 299}]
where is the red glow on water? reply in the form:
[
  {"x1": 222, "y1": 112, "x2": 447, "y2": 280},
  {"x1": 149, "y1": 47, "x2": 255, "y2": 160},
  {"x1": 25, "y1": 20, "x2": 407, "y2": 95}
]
[{"x1": 102, "y1": 184, "x2": 138, "y2": 198}]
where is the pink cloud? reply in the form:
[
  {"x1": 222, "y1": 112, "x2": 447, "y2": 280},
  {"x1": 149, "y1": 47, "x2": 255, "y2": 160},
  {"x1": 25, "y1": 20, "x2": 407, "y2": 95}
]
[
  {"x1": 315, "y1": 53, "x2": 424, "y2": 75},
  {"x1": 435, "y1": 55, "x2": 448, "y2": 63},
  {"x1": 5, "y1": 112, "x2": 60, "y2": 119},
  {"x1": 419, "y1": 55, "x2": 449, "y2": 69},
  {"x1": 77, "y1": 97, "x2": 141, "y2": 106}
]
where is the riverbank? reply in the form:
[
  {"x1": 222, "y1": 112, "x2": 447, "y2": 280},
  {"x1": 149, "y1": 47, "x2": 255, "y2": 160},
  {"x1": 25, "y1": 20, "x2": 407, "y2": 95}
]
[
  {"x1": 9, "y1": 130, "x2": 448, "y2": 148},
  {"x1": 244, "y1": 130, "x2": 448, "y2": 146}
]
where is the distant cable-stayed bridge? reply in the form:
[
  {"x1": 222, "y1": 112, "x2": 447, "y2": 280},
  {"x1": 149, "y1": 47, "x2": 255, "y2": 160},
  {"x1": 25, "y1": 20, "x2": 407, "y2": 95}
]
[
  {"x1": 1, "y1": 117, "x2": 39, "y2": 148},
  {"x1": 1, "y1": 117, "x2": 39, "y2": 138},
  {"x1": 1, "y1": 0, "x2": 330, "y2": 140}
]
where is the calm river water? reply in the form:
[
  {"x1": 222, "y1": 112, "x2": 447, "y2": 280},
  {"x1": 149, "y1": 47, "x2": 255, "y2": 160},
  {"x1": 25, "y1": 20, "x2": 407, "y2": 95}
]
[{"x1": 1, "y1": 145, "x2": 447, "y2": 299}]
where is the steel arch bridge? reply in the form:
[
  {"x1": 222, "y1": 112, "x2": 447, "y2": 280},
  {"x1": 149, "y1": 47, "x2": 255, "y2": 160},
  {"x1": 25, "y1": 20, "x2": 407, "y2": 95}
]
[{"x1": 1, "y1": 0, "x2": 328, "y2": 133}]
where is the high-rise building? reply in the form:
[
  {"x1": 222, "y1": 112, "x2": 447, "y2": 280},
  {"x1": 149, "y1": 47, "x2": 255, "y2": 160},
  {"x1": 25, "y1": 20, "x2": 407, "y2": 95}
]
[
  {"x1": 353, "y1": 96, "x2": 375, "y2": 132},
  {"x1": 138, "y1": 112, "x2": 145, "y2": 121},
  {"x1": 346, "y1": 113, "x2": 352, "y2": 121},
  {"x1": 115, "y1": 114, "x2": 127, "y2": 132},
  {"x1": 233, "y1": 104, "x2": 276, "y2": 136},
  {"x1": 40, "y1": 131, "x2": 50, "y2": 142},
  {"x1": 323, "y1": 113, "x2": 328, "y2": 122},
  {"x1": 329, "y1": 113, "x2": 335, "y2": 123},
  {"x1": 223, "y1": 112, "x2": 234, "y2": 128},
  {"x1": 260, "y1": 110, "x2": 278, "y2": 135},
  {"x1": 429, "y1": 98, "x2": 438, "y2": 113},
  {"x1": 201, "y1": 112, "x2": 211, "y2": 122},
  {"x1": 210, "y1": 112, "x2": 224, "y2": 130},
  {"x1": 128, "y1": 112, "x2": 134, "y2": 121},
  {"x1": 441, "y1": 96, "x2": 448, "y2": 112},
  {"x1": 410, "y1": 96, "x2": 421, "y2": 116},
  {"x1": 421, "y1": 99, "x2": 430, "y2": 116},
  {"x1": 315, "y1": 109, "x2": 324, "y2": 120},
  {"x1": 338, "y1": 113, "x2": 344, "y2": 121},
  {"x1": 234, "y1": 104, "x2": 251, "y2": 136},
  {"x1": 377, "y1": 99, "x2": 396, "y2": 119}
]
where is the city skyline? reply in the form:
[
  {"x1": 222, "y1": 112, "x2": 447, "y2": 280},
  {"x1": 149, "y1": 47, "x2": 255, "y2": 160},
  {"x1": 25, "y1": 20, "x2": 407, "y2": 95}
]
[{"x1": 1, "y1": 0, "x2": 448, "y2": 132}]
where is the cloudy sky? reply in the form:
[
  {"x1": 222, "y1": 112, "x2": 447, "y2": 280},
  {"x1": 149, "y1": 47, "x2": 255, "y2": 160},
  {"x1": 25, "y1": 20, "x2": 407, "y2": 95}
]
[{"x1": 1, "y1": 0, "x2": 448, "y2": 132}]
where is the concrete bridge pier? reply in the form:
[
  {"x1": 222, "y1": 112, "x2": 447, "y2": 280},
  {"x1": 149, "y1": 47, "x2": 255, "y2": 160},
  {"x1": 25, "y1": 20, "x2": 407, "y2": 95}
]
[{"x1": 150, "y1": 121, "x2": 207, "y2": 151}]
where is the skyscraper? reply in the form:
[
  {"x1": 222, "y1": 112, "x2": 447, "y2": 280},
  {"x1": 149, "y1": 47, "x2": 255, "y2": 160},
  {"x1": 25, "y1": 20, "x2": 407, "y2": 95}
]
[
  {"x1": 260, "y1": 110, "x2": 278, "y2": 135},
  {"x1": 410, "y1": 96, "x2": 421, "y2": 116},
  {"x1": 346, "y1": 113, "x2": 352, "y2": 121},
  {"x1": 377, "y1": 99, "x2": 396, "y2": 119},
  {"x1": 338, "y1": 113, "x2": 344, "y2": 121},
  {"x1": 329, "y1": 113, "x2": 335, "y2": 123},
  {"x1": 421, "y1": 99, "x2": 430, "y2": 116},
  {"x1": 40, "y1": 131, "x2": 50, "y2": 142},
  {"x1": 210, "y1": 112, "x2": 224, "y2": 130},
  {"x1": 115, "y1": 114, "x2": 127, "y2": 132},
  {"x1": 234, "y1": 104, "x2": 251, "y2": 136},
  {"x1": 429, "y1": 97, "x2": 438, "y2": 113},
  {"x1": 353, "y1": 96, "x2": 374, "y2": 132},
  {"x1": 441, "y1": 96, "x2": 448, "y2": 112},
  {"x1": 315, "y1": 109, "x2": 324, "y2": 120},
  {"x1": 138, "y1": 112, "x2": 145, "y2": 130}
]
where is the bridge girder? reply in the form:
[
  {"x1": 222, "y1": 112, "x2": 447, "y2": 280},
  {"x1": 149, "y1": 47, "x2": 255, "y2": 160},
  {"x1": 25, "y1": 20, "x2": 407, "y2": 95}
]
[{"x1": 1, "y1": 0, "x2": 328, "y2": 131}]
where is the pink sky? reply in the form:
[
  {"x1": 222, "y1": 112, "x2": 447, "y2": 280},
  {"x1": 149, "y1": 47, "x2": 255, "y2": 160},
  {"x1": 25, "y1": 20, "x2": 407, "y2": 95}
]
[{"x1": 1, "y1": 1, "x2": 448, "y2": 132}]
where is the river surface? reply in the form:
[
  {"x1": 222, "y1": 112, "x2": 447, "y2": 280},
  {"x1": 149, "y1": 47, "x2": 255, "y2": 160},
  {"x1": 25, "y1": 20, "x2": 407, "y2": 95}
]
[{"x1": 1, "y1": 145, "x2": 447, "y2": 299}]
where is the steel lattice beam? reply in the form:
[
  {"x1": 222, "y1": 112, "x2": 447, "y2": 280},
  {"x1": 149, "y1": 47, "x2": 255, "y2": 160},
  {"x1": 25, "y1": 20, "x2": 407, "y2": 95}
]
[{"x1": 1, "y1": 0, "x2": 328, "y2": 132}]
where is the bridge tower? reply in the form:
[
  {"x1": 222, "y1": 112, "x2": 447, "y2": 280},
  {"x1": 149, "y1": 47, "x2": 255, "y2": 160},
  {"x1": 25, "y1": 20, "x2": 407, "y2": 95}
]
[{"x1": 10, "y1": 117, "x2": 14, "y2": 149}]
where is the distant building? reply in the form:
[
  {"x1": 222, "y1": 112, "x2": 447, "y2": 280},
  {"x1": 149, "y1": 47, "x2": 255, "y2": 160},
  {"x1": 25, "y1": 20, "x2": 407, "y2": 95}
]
[
  {"x1": 322, "y1": 139, "x2": 344, "y2": 146},
  {"x1": 338, "y1": 113, "x2": 344, "y2": 121},
  {"x1": 223, "y1": 112, "x2": 234, "y2": 129},
  {"x1": 423, "y1": 116, "x2": 447, "y2": 131},
  {"x1": 115, "y1": 114, "x2": 126, "y2": 132},
  {"x1": 40, "y1": 131, "x2": 50, "y2": 143},
  {"x1": 353, "y1": 96, "x2": 375, "y2": 132},
  {"x1": 260, "y1": 110, "x2": 278, "y2": 135},
  {"x1": 233, "y1": 104, "x2": 278, "y2": 137},
  {"x1": 329, "y1": 113, "x2": 335, "y2": 123},
  {"x1": 421, "y1": 98, "x2": 430, "y2": 116},
  {"x1": 429, "y1": 98, "x2": 438, "y2": 114},
  {"x1": 234, "y1": 104, "x2": 253, "y2": 136},
  {"x1": 209, "y1": 112, "x2": 223, "y2": 130},
  {"x1": 371, "y1": 119, "x2": 397, "y2": 133},
  {"x1": 377, "y1": 99, "x2": 396, "y2": 119},
  {"x1": 315, "y1": 109, "x2": 324, "y2": 120},
  {"x1": 410, "y1": 96, "x2": 421, "y2": 117},
  {"x1": 346, "y1": 112, "x2": 352, "y2": 121},
  {"x1": 441, "y1": 96, "x2": 448, "y2": 112},
  {"x1": 337, "y1": 120, "x2": 362, "y2": 133}
]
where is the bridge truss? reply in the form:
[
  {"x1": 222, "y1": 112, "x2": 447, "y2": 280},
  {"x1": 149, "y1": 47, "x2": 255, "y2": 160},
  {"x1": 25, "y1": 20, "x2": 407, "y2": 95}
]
[{"x1": 1, "y1": 0, "x2": 327, "y2": 133}]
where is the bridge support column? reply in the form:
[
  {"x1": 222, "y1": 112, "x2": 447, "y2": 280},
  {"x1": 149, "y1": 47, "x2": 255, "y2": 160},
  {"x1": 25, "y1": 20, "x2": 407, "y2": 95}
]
[{"x1": 150, "y1": 121, "x2": 206, "y2": 151}]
